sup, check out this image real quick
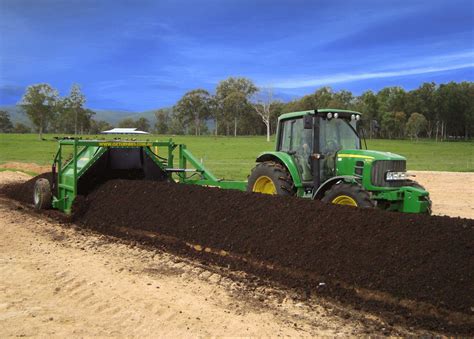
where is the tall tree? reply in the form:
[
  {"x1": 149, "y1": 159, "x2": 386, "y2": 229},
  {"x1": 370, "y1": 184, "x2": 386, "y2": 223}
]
[
  {"x1": 216, "y1": 77, "x2": 257, "y2": 136},
  {"x1": 174, "y1": 89, "x2": 211, "y2": 136},
  {"x1": 64, "y1": 84, "x2": 86, "y2": 135},
  {"x1": 89, "y1": 119, "x2": 112, "y2": 134},
  {"x1": 353, "y1": 90, "x2": 379, "y2": 138},
  {"x1": 406, "y1": 113, "x2": 428, "y2": 140},
  {"x1": 0, "y1": 110, "x2": 13, "y2": 132},
  {"x1": 135, "y1": 117, "x2": 151, "y2": 132},
  {"x1": 19, "y1": 83, "x2": 59, "y2": 139},
  {"x1": 154, "y1": 109, "x2": 170, "y2": 134},
  {"x1": 253, "y1": 88, "x2": 278, "y2": 142}
]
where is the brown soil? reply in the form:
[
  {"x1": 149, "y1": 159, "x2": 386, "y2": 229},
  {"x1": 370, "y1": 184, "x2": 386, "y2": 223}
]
[{"x1": 1, "y1": 173, "x2": 473, "y2": 335}]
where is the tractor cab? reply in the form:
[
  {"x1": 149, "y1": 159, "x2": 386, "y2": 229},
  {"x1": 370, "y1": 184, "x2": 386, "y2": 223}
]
[
  {"x1": 247, "y1": 109, "x2": 431, "y2": 214},
  {"x1": 277, "y1": 109, "x2": 362, "y2": 189}
]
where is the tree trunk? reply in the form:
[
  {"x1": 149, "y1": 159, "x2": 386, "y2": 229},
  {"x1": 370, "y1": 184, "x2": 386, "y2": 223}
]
[
  {"x1": 234, "y1": 117, "x2": 237, "y2": 137},
  {"x1": 266, "y1": 121, "x2": 270, "y2": 142},
  {"x1": 215, "y1": 118, "x2": 218, "y2": 136},
  {"x1": 39, "y1": 115, "x2": 43, "y2": 140},
  {"x1": 74, "y1": 109, "x2": 78, "y2": 136}
]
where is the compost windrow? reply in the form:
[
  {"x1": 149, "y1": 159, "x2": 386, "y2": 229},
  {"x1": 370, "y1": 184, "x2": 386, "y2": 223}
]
[
  {"x1": 1, "y1": 176, "x2": 473, "y2": 333},
  {"x1": 78, "y1": 180, "x2": 473, "y2": 312}
]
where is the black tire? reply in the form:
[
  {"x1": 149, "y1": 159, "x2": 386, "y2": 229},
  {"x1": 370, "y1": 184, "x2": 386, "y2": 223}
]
[
  {"x1": 409, "y1": 181, "x2": 432, "y2": 215},
  {"x1": 34, "y1": 178, "x2": 52, "y2": 210},
  {"x1": 247, "y1": 161, "x2": 295, "y2": 196},
  {"x1": 321, "y1": 182, "x2": 374, "y2": 208}
]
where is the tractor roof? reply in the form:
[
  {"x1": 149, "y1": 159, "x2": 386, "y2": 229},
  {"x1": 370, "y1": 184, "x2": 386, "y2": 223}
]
[{"x1": 278, "y1": 108, "x2": 362, "y2": 121}]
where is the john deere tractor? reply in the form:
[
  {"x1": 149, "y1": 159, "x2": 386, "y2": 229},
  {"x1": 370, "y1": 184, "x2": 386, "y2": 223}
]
[{"x1": 247, "y1": 109, "x2": 431, "y2": 213}]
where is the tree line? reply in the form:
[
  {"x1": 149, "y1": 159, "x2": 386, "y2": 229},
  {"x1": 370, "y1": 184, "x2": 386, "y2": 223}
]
[
  {"x1": 1, "y1": 80, "x2": 472, "y2": 141},
  {"x1": 0, "y1": 83, "x2": 113, "y2": 139},
  {"x1": 167, "y1": 78, "x2": 473, "y2": 141}
]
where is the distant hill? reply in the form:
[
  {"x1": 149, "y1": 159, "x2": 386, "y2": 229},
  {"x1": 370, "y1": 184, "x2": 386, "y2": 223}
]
[{"x1": 0, "y1": 105, "x2": 163, "y2": 126}]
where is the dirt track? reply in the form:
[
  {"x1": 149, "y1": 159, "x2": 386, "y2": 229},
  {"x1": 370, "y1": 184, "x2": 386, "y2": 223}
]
[{"x1": 0, "y1": 170, "x2": 473, "y2": 336}]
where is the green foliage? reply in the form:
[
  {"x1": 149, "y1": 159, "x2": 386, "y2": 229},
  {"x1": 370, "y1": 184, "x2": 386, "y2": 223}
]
[
  {"x1": 89, "y1": 119, "x2": 112, "y2": 134},
  {"x1": 406, "y1": 113, "x2": 428, "y2": 140},
  {"x1": 154, "y1": 108, "x2": 170, "y2": 134},
  {"x1": 19, "y1": 83, "x2": 60, "y2": 139},
  {"x1": 174, "y1": 89, "x2": 211, "y2": 135},
  {"x1": 215, "y1": 77, "x2": 258, "y2": 136},
  {"x1": 0, "y1": 111, "x2": 13, "y2": 132},
  {"x1": 54, "y1": 84, "x2": 88, "y2": 134},
  {"x1": 12, "y1": 123, "x2": 31, "y2": 133},
  {"x1": 135, "y1": 117, "x2": 151, "y2": 132},
  {"x1": 116, "y1": 117, "x2": 151, "y2": 132},
  {"x1": 118, "y1": 118, "x2": 136, "y2": 128}
]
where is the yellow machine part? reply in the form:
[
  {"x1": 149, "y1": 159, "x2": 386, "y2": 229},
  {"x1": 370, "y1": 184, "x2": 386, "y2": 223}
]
[
  {"x1": 332, "y1": 195, "x2": 358, "y2": 206},
  {"x1": 252, "y1": 176, "x2": 277, "y2": 194}
]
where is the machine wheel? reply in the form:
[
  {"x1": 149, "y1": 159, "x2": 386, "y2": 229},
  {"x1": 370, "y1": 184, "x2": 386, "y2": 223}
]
[
  {"x1": 34, "y1": 178, "x2": 52, "y2": 210},
  {"x1": 247, "y1": 161, "x2": 295, "y2": 196},
  {"x1": 321, "y1": 182, "x2": 374, "y2": 208}
]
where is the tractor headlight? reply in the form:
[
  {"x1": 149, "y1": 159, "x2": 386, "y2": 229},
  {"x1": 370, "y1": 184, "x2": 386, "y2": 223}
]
[
  {"x1": 385, "y1": 171, "x2": 407, "y2": 181},
  {"x1": 327, "y1": 113, "x2": 333, "y2": 119}
]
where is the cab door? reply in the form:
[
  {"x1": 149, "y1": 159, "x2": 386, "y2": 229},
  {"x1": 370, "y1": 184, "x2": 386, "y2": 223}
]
[{"x1": 278, "y1": 118, "x2": 313, "y2": 183}]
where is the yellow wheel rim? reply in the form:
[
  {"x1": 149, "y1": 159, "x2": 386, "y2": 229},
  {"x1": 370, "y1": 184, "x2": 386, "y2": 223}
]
[
  {"x1": 252, "y1": 176, "x2": 277, "y2": 194},
  {"x1": 332, "y1": 195, "x2": 358, "y2": 207}
]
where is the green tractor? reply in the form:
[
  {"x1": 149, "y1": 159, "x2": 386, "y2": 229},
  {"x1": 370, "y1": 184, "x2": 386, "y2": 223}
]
[{"x1": 247, "y1": 109, "x2": 431, "y2": 213}]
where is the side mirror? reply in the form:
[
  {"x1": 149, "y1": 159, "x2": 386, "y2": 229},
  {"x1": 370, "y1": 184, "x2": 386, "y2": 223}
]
[{"x1": 303, "y1": 114, "x2": 313, "y2": 129}]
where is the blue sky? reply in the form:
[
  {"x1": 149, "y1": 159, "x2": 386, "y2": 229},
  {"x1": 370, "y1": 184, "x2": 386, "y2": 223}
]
[{"x1": 0, "y1": 0, "x2": 473, "y2": 111}]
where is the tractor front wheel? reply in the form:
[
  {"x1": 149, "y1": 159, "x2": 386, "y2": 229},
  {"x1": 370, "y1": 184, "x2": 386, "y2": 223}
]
[
  {"x1": 321, "y1": 182, "x2": 374, "y2": 208},
  {"x1": 34, "y1": 178, "x2": 52, "y2": 210},
  {"x1": 247, "y1": 161, "x2": 295, "y2": 196}
]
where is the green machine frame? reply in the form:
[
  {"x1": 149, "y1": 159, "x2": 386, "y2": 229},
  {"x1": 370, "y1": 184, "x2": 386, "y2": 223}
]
[{"x1": 51, "y1": 139, "x2": 246, "y2": 214}]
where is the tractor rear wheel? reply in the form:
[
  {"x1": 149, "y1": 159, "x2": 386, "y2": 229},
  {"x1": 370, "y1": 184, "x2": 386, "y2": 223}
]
[
  {"x1": 321, "y1": 182, "x2": 374, "y2": 208},
  {"x1": 247, "y1": 161, "x2": 295, "y2": 196},
  {"x1": 34, "y1": 178, "x2": 52, "y2": 210}
]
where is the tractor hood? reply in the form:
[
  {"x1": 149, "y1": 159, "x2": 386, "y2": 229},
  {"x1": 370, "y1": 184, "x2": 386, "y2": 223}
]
[{"x1": 337, "y1": 149, "x2": 406, "y2": 162}]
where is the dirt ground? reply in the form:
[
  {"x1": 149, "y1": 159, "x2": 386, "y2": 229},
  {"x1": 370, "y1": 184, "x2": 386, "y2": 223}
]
[
  {"x1": 0, "y1": 170, "x2": 472, "y2": 336},
  {"x1": 0, "y1": 162, "x2": 51, "y2": 174},
  {"x1": 410, "y1": 171, "x2": 473, "y2": 219}
]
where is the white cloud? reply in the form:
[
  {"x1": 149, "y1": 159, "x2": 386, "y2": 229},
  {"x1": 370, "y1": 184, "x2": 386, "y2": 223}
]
[{"x1": 269, "y1": 63, "x2": 474, "y2": 89}]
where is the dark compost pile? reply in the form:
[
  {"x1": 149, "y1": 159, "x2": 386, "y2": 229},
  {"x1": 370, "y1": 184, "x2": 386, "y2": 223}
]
[{"x1": 2, "y1": 175, "x2": 473, "y2": 334}]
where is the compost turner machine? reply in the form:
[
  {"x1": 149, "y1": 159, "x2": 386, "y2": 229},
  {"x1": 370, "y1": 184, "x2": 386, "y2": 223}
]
[
  {"x1": 34, "y1": 108, "x2": 431, "y2": 214},
  {"x1": 34, "y1": 139, "x2": 246, "y2": 214}
]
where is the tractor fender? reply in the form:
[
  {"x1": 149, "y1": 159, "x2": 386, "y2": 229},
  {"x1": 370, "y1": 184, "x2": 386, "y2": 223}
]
[
  {"x1": 255, "y1": 152, "x2": 303, "y2": 188},
  {"x1": 312, "y1": 175, "x2": 359, "y2": 200}
]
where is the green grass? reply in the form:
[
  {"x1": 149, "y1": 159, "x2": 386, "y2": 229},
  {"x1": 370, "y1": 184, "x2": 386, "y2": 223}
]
[{"x1": 0, "y1": 133, "x2": 472, "y2": 180}]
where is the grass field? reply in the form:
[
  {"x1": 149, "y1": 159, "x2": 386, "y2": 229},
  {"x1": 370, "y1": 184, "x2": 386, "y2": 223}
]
[{"x1": 0, "y1": 133, "x2": 472, "y2": 179}]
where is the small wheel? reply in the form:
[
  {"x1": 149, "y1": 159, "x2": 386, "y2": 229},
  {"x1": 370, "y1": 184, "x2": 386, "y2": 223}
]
[
  {"x1": 34, "y1": 178, "x2": 52, "y2": 210},
  {"x1": 247, "y1": 161, "x2": 295, "y2": 196},
  {"x1": 321, "y1": 182, "x2": 374, "y2": 208}
]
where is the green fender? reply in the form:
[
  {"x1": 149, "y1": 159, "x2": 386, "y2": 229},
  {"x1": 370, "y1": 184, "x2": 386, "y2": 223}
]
[
  {"x1": 312, "y1": 175, "x2": 359, "y2": 200},
  {"x1": 255, "y1": 151, "x2": 303, "y2": 188}
]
